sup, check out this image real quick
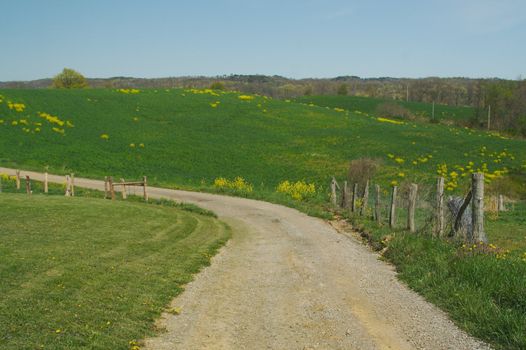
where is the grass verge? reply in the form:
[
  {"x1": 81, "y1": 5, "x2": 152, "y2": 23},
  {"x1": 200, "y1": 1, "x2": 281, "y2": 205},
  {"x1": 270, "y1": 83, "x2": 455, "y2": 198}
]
[
  {"x1": 0, "y1": 191, "x2": 230, "y2": 349},
  {"x1": 348, "y1": 213, "x2": 526, "y2": 350}
]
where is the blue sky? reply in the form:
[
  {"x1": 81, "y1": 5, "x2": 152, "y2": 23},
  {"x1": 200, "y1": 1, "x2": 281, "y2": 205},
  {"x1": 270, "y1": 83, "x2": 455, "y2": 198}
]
[{"x1": 1, "y1": 0, "x2": 525, "y2": 80}]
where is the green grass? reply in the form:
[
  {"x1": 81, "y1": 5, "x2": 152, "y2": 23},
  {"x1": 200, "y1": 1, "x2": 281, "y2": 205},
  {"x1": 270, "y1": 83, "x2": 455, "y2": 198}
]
[
  {"x1": 0, "y1": 193, "x2": 230, "y2": 350},
  {"x1": 486, "y1": 201, "x2": 526, "y2": 251},
  {"x1": 294, "y1": 94, "x2": 476, "y2": 122},
  {"x1": 348, "y1": 214, "x2": 526, "y2": 350}
]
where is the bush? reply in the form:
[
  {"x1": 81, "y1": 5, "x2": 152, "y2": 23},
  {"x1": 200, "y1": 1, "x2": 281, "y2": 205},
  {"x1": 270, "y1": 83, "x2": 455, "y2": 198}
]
[
  {"x1": 347, "y1": 158, "x2": 381, "y2": 188},
  {"x1": 376, "y1": 102, "x2": 414, "y2": 121},
  {"x1": 52, "y1": 68, "x2": 88, "y2": 89},
  {"x1": 210, "y1": 82, "x2": 225, "y2": 90}
]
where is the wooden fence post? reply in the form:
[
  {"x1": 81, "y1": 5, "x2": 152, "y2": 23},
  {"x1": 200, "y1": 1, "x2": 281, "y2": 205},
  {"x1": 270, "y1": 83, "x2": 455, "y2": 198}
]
[
  {"x1": 408, "y1": 183, "x2": 418, "y2": 233},
  {"x1": 389, "y1": 186, "x2": 398, "y2": 228},
  {"x1": 25, "y1": 176, "x2": 31, "y2": 195},
  {"x1": 44, "y1": 172, "x2": 49, "y2": 193},
  {"x1": 351, "y1": 183, "x2": 358, "y2": 212},
  {"x1": 435, "y1": 177, "x2": 444, "y2": 237},
  {"x1": 65, "y1": 175, "x2": 71, "y2": 196},
  {"x1": 143, "y1": 176, "x2": 148, "y2": 201},
  {"x1": 374, "y1": 184, "x2": 381, "y2": 224},
  {"x1": 472, "y1": 173, "x2": 487, "y2": 243},
  {"x1": 121, "y1": 178, "x2": 127, "y2": 199},
  {"x1": 360, "y1": 180, "x2": 369, "y2": 216},
  {"x1": 498, "y1": 195, "x2": 505, "y2": 212},
  {"x1": 70, "y1": 173, "x2": 75, "y2": 197},
  {"x1": 330, "y1": 178, "x2": 337, "y2": 206},
  {"x1": 104, "y1": 176, "x2": 109, "y2": 199},
  {"x1": 109, "y1": 177, "x2": 115, "y2": 200},
  {"x1": 15, "y1": 170, "x2": 20, "y2": 190},
  {"x1": 341, "y1": 181, "x2": 348, "y2": 208}
]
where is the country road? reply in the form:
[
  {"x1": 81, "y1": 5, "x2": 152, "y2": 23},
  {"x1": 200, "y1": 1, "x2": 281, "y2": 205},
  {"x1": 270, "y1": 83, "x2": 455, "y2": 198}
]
[{"x1": 0, "y1": 168, "x2": 490, "y2": 350}]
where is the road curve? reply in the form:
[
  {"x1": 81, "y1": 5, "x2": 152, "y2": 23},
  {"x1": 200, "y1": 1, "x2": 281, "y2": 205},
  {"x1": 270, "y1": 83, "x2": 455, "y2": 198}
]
[{"x1": 0, "y1": 168, "x2": 490, "y2": 350}]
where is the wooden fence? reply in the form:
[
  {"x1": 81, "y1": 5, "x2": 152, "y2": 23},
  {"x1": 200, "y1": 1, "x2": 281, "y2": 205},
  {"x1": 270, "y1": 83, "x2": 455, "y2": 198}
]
[
  {"x1": 1, "y1": 170, "x2": 148, "y2": 202},
  {"x1": 330, "y1": 172, "x2": 503, "y2": 243}
]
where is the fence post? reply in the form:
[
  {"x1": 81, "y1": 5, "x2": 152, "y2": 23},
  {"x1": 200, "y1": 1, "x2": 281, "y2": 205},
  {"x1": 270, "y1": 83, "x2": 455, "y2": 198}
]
[
  {"x1": 360, "y1": 180, "x2": 369, "y2": 216},
  {"x1": 25, "y1": 176, "x2": 31, "y2": 195},
  {"x1": 374, "y1": 184, "x2": 381, "y2": 224},
  {"x1": 389, "y1": 186, "x2": 397, "y2": 228},
  {"x1": 104, "y1": 177, "x2": 109, "y2": 199},
  {"x1": 44, "y1": 172, "x2": 49, "y2": 193},
  {"x1": 472, "y1": 173, "x2": 486, "y2": 243},
  {"x1": 143, "y1": 176, "x2": 148, "y2": 201},
  {"x1": 351, "y1": 183, "x2": 358, "y2": 212},
  {"x1": 16, "y1": 170, "x2": 20, "y2": 190},
  {"x1": 408, "y1": 183, "x2": 418, "y2": 233},
  {"x1": 109, "y1": 177, "x2": 115, "y2": 200},
  {"x1": 70, "y1": 173, "x2": 75, "y2": 197},
  {"x1": 498, "y1": 195, "x2": 505, "y2": 212},
  {"x1": 65, "y1": 175, "x2": 71, "y2": 196},
  {"x1": 330, "y1": 178, "x2": 337, "y2": 206},
  {"x1": 341, "y1": 181, "x2": 348, "y2": 208},
  {"x1": 121, "y1": 178, "x2": 127, "y2": 199},
  {"x1": 435, "y1": 177, "x2": 445, "y2": 237}
]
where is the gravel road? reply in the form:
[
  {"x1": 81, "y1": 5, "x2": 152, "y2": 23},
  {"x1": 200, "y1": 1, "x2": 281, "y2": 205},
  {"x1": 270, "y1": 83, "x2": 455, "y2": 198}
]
[{"x1": 1, "y1": 168, "x2": 491, "y2": 350}]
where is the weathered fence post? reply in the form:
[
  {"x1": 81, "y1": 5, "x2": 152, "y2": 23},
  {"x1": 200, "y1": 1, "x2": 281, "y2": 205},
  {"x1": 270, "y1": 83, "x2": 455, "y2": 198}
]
[
  {"x1": 374, "y1": 184, "x2": 381, "y2": 224},
  {"x1": 15, "y1": 170, "x2": 21, "y2": 190},
  {"x1": 121, "y1": 178, "x2": 127, "y2": 199},
  {"x1": 65, "y1": 175, "x2": 71, "y2": 196},
  {"x1": 472, "y1": 173, "x2": 487, "y2": 243},
  {"x1": 25, "y1": 176, "x2": 31, "y2": 195},
  {"x1": 143, "y1": 176, "x2": 148, "y2": 201},
  {"x1": 351, "y1": 183, "x2": 358, "y2": 212},
  {"x1": 408, "y1": 183, "x2": 418, "y2": 233},
  {"x1": 109, "y1": 177, "x2": 115, "y2": 200},
  {"x1": 498, "y1": 195, "x2": 505, "y2": 212},
  {"x1": 104, "y1": 176, "x2": 109, "y2": 199},
  {"x1": 330, "y1": 178, "x2": 337, "y2": 206},
  {"x1": 389, "y1": 186, "x2": 397, "y2": 228},
  {"x1": 70, "y1": 173, "x2": 75, "y2": 197},
  {"x1": 341, "y1": 181, "x2": 348, "y2": 208},
  {"x1": 360, "y1": 180, "x2": 369, "y2": 216},
  {"x1": 435, "y1": 177, "x2": 445, "y2": 237},
  {"x1": 44, "y1": 172, "x2": 49, "y2": 193}
]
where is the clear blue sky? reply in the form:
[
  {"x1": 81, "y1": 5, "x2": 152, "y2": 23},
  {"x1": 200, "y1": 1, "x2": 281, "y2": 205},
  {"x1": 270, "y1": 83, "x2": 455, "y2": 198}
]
[{"x1": 1, "y1": 0, "x2": 525, "y2": 81}]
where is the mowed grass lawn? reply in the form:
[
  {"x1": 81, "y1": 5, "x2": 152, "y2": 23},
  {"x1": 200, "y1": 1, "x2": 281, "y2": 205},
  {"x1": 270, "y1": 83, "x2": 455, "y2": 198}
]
[{"x1": 0, "y1": 194, "x2": 230, "y2": 350}]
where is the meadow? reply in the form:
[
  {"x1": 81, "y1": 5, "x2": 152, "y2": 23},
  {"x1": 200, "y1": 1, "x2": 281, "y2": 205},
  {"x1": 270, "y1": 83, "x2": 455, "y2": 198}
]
[
  {"x1": 294, "y1": 94, "x2": 476, "y2": 122},
  {"x1": 0, "y1": 188, "x2": 230, "y2": 350}
]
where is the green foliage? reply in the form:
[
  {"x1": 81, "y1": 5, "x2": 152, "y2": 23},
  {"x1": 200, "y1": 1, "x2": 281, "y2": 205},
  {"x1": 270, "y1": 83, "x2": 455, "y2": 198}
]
[
  {"x1": 209, "y1": 81, "x2": 225, "y2": 90},
  {"x1": 0, "y1": 193, "x2": 230, "y2": 350},
  {"x1": 52, "y1": 68, "x2": 88, "y2": 89}
]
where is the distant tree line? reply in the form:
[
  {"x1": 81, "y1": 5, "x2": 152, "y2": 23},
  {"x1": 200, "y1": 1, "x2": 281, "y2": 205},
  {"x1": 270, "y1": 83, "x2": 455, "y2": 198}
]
[{"x1": 2, "y1": 73, "x2": 525, "y2": 136}]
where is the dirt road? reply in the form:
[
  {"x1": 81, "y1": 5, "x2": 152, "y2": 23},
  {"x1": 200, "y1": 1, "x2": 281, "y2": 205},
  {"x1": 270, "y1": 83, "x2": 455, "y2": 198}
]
[{"x1": 1, "y1": 168, "x2": 490, "y2": 350}]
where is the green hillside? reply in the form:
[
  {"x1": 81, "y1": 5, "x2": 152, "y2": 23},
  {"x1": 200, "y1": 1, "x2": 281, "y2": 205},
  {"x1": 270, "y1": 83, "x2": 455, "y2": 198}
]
[
  {"x1": 294, "y1": 95, "x2": 475, "y2": 122},
  {"x1": 1, "y1": 89, "x2": 523, "y2": 195}
]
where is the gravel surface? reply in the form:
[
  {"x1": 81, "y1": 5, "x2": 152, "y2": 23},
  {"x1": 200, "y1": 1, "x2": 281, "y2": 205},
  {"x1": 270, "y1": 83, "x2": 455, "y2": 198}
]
[{"x1": 1, "y1": 168, "x2": 492, "y2": 350}]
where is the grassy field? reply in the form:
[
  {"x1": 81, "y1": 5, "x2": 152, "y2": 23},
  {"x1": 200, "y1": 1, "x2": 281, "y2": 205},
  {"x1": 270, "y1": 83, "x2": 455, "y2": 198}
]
[
  {"x1": 0, "y1": 192, "x2": 230, "y2": 350},
  {"x1": 294, "y1": 94, "x2": 476, "y2": 122}
]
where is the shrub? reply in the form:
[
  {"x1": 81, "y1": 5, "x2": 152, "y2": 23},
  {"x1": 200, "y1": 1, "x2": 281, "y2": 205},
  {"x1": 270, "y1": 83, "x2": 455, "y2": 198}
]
[
  {"x1": 376, "y1": 102, "x2": 414, "y2": 121},
  {"x1": 348, "y1": 158, "x2": 381, "y2": 188}
]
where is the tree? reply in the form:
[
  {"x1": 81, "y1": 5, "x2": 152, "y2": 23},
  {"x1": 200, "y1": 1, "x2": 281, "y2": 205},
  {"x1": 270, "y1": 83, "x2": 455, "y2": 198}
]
[
  {"x1": 337, "y1": 83, "x2": 348, "y2": 95},
  {"x1": 52, "y1": 68, "x2": 88, "y2": 88}
]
